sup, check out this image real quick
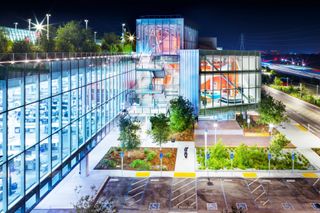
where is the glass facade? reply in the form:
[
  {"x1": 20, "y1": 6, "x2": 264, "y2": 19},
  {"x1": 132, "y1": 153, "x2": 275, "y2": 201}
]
[
  {"x1": 199, "y1": 50, "x2": 261, "y2": 116},
  {"x1": 0, "y1": 55, "x2": 135, "y2": 212},
  {"x1": 136, "y1": 18, "x2": 198, "y2": 55},
  {"x1": 1, "y1": 27, "x2": 38, "y2": 43}
]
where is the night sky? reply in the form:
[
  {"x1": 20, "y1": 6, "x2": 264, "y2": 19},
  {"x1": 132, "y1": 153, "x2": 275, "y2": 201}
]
[{"x1": 1, "y1": 0, "x2": 320, "y2": 53}]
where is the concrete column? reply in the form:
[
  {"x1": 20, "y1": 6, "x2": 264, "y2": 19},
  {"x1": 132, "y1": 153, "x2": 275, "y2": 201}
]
[{"x1": 79, "y1": 155, "x2": 89, "y2": 177}]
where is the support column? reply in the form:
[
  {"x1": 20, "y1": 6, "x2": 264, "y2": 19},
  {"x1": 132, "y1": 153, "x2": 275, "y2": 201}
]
[{"x1": 79, "y1": 155, "x2": 89, "y2": 177}]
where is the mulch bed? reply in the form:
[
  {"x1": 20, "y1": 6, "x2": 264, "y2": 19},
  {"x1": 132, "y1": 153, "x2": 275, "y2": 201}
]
[{"x1": 95, "y1": 147, "x2": 177, "y2": 171}]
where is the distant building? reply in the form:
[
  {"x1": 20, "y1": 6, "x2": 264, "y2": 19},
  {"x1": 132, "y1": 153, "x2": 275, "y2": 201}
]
[{"x1": 1, "y1": 27, "x2": 38, "y2": 43}]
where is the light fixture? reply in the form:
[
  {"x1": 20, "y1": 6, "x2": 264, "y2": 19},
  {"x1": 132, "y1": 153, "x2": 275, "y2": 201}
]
[{"x1": 127, "y1": 33, "x2": 135, "y2": 42}]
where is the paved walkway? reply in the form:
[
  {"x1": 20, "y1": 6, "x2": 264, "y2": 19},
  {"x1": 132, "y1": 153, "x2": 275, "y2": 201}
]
[
  {"x1": 276, "y1": 119, "x2": 320, "y2": 169},
  {"x1": 35, "y1": 128, "x2": 120, "y2": 210}
]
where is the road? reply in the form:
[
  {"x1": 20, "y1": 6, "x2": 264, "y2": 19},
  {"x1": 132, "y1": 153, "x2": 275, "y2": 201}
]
[
  {"x1": 263, "y1": 86, "x2": 320, "y2": 137},
  {"x1": 262, "y1": 62, "x2": 320, "y2": 80}
]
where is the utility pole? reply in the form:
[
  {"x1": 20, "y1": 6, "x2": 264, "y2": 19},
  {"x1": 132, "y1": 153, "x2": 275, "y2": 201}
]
[
  {"x1": 46, "y1": 14, "x2": 51, "y2": 40},
  {"x1": 240, "y1": 33, "x2": 245, "y2": 50}
]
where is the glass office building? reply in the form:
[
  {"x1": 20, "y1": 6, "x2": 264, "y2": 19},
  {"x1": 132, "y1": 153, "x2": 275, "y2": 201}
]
[
  {"x1": 0, "y1": 55, "x2": 135, "y2": 212},
  {"x1": 199, "y1": 50, "x2": 261, "y2": 118}
]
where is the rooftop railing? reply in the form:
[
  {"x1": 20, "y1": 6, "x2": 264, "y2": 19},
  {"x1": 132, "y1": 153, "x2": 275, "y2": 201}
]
[{"x1": 0, "y1": 52, "x2": 132, "y2": 64}]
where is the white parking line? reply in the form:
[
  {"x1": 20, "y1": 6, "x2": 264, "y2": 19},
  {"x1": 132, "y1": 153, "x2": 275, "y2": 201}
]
[
  {"x1": 172, "y1": 178, "x2": 188, "y2": 186},
  {"x1": 172, "y1": 180, "x2": 196, "y2": 193},
  {"x1": 220, "y1": 179, "x2": 228, "y2": 211},
  {"x1": 125, "y1": 191, "x2": 144, "y2": 201},
  {"x1": 174, "y1": 193, "x2": 196, "y2": 208},
  {"x1": 171, "y1": 186, "x2": 196, "y2": 202},
  {"x1": 128, "y1": 184, "x2": 145, "y2": 194},
  {"x1": 132, "y1": 178, "x2": 148, "y2": 186}
]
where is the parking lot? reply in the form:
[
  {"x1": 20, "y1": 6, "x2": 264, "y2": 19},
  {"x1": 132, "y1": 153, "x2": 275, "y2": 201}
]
[{"x1": 97, "y1": 177, "x2": 320, "y2": 212}]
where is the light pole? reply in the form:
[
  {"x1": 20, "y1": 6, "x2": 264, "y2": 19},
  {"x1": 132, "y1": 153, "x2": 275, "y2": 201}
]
[
  {"x1": 128, "y1": 34, "x2": 135, "y2": 52},
  {"x1": 120, "y1": 151, "x2": 124, "y2": 177},
  {"x1": 121, "y1": 23, "x2": 126, "y2": 44},
  {"x1": 84, "y1": 19, "x2": 89, "y2": 30},
  {"x1": 291, "y1": 151, "x2": 295, "y2": 173},
  {"x1": 268, "y1": 152, "x2": 271, "y2": 174},
  {"x1": 287, "y1": 77, "x2": 289, "y2": 86},
  {"x1": 269, "y1": 123, "x2": 274, "y2": 136},
  {"x1": 28, "y1": 19, "x2": 31, "y2": 31},
  {"x1": 14, "y1": 22, "x2": 18, "y2": 30},
  {"x1": 317, "y1": 85, "x2": 319, "y2": 97},
  {"x1": 204, "y1": 129, "x2": 208, "y2": 174},
  {"x1": 213, "y1": 121, "x2": 218, "y2": 145},
  {"x1": 94, "y1": 31, "x2": 97, "y2": 43},
  {"x1": 46, "y1": 14, "x2": 51, "y2": 40},
  {"x1": 247, "y1": 117, "x2": 251, "y2": 129}
]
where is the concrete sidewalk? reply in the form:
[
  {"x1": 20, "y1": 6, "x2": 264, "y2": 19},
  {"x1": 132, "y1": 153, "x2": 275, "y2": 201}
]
[
  {"x1": 276, "y1": 119, "x2": 320, "y2": 169},
  {"x1": 35, "y1": 128, "x2": 120, "y2": 209}
]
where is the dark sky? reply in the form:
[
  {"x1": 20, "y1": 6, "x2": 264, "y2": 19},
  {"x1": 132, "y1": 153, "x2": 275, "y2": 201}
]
[{"x1": 1, "y1": 0, "x2": 320, "y2": 53}]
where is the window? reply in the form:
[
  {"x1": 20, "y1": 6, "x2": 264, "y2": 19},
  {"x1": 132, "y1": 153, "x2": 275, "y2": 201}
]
[
  {"x1": 40, "y1": 139, "x2": 49, "y2": 179},
  {"x1": 8, "y1": 155, "x2": 23, "y2": 205},
  {"x1": 25, "y1": 146, "x2": 37, "y2": 190}
]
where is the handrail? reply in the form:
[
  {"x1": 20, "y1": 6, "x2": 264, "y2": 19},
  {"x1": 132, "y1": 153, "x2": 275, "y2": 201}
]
[{"x1": 0, "y1": 52, "x2": 132, "y2": 64}]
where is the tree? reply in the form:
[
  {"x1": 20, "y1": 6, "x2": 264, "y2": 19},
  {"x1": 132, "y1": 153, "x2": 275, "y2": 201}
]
[
  {"x1": 101, "y1": 32, "x2": 122, "y2": 53},
  {"x1": 74, "y1": 185, "x2": 117, "y2": 213},
  {"x1": 257, "y1": 92, "x2": 287, "y2": 125},
  {"x1": 149, "y1": 113, "x2": 170, "y2": 150},
  {"x1": 55, "y1": 21, "x2": 98, "y2": 52},
  {"x1": 273, "y1": 76, "x2": 282, "y2": 86},
  {"x1": 118, "y1": 116, "x2": 141, "y2": 151},
  {"x1": 12, "y1": 40, "x2": 32, "y2": 53},
  {"x1": 0, "y1": 28, "x2": 10, "y2": 53},
  {"x1": 269, "y1": 133, "x2": 290, "y2": 155},
  {"x1": 169, "y1": 96, "x2": 195, "y2": 133}
]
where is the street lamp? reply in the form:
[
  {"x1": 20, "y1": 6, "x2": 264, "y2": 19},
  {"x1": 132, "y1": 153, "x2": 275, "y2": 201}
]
[
  {"x1": 46, "y1": 14, "x2": 51, "y2": 40},
  {"x1": 247, "y1": 117, "x2": 251, "y2": 129},
  {"x1": 94, "y1": 31, "x2": 97, "y2": 43},
  {"x1": 127, "y1": 33, "x2": 135, "y2": 52},
  {"x1": 27, "y1": 19, "x2": 31, "y2": 31},
  {"x1": 84, "y1": 19, "x2": 89, "y2": 30},
  {"x1": 14, "y1": 22, "x2": 18, "y2": 30},
  {"x1": 269, "y1": 123, "x2": 274, "y2": 135},
  {"x1": 213, "y1": 121, "x2": 218, "y2": 145}
]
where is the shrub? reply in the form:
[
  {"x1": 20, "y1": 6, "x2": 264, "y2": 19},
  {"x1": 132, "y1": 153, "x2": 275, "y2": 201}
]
[
  {"x1": 165, "y1": 152, "x2": 172, "y2": 158},
  {"x1": 130, "y1": 159, "x2": 151, "y2": 170},
  {"x1": 144, "y1": 148, "x2": 149, "y2": 155},
  {"x1": 102, "y1": 159, "x2": 116, "y2": 169},
  {"x1": 269, "y1": 133, "x2": 290, "y2": 155},
  {"x1": 146, "y1": 151, "x2": 156, "y2": 161}
]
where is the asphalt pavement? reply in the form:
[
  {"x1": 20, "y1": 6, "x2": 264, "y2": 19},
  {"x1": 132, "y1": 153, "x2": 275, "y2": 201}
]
[{"x1": 263, "y1": 86, "x2": 320, "y2": 137}]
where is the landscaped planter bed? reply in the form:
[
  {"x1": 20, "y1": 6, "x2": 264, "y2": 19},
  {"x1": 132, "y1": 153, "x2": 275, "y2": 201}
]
[
  {"x1": 95, "y1": 147, "x2": 177, "y2": 171},
  {"x1": 196, "y1": 145, "x2": 312, "y2": 170}
]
